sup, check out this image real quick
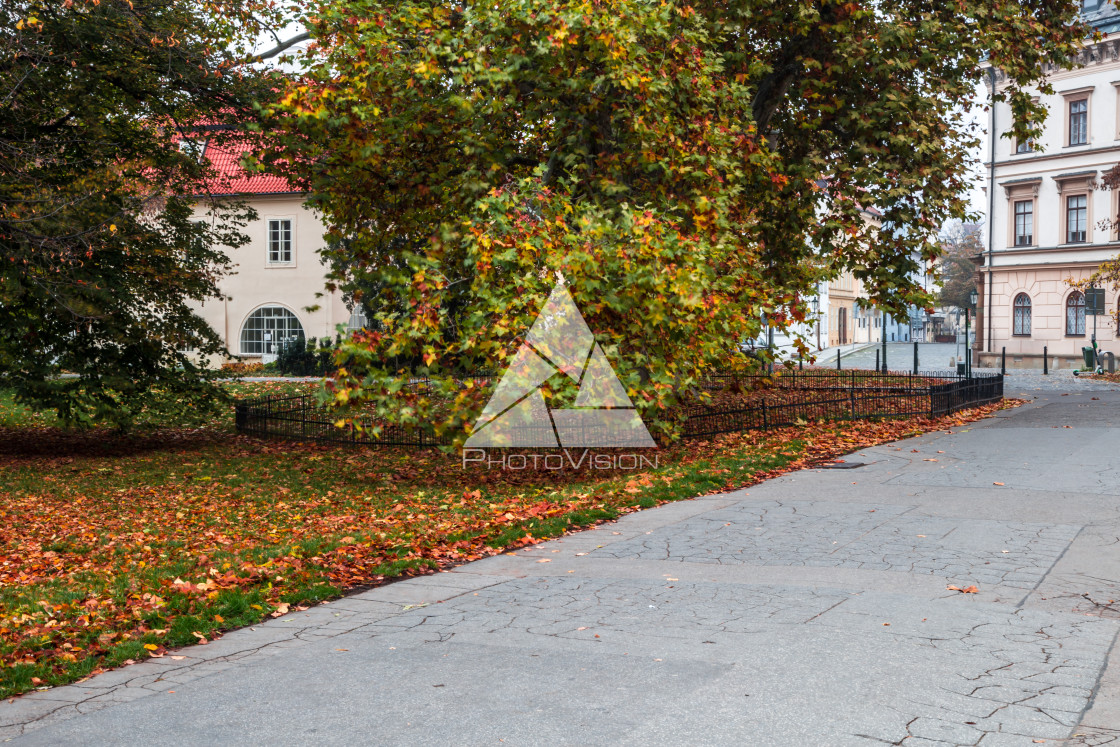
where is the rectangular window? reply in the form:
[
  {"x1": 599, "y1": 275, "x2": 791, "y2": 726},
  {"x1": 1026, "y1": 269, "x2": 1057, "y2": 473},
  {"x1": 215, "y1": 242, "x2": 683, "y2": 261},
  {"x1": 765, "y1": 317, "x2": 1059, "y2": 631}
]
[
  {"x1": 178, "y1": 138, "x2": 206, "y2": 160},
  {"x1": 1015, "y1": 140, "x2": 1032, "y2": 154},
  {"x1": 1066, "y1": 195, "x2": 1087, "y2": 243},
  {"x1": 1013, "y1": 200, "x2": 1033, "y2": 246},
  {"x1": 1069, "y1": 99, "x2": 1088, "y2": 145},
  {"x1": 268, "y1": 219, "x2": 292, "y2": 264}
]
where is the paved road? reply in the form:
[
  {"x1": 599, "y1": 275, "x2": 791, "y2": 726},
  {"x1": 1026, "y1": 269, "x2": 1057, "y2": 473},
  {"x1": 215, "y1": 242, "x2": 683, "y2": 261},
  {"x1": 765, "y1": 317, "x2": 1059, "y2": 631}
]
[
  {"x1": 828, "y1": 342, "x2": 963, "y2": 372},
  {"x1": 6, "y1": 391, "x2": 1120, "y2": 745}
]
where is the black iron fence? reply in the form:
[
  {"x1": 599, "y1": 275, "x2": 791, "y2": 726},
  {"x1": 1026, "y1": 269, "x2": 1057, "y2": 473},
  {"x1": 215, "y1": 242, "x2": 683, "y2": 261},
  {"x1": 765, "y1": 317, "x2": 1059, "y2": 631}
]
[{"x1": 234, "y1": 370, "x2": 1003, "y2": 448}]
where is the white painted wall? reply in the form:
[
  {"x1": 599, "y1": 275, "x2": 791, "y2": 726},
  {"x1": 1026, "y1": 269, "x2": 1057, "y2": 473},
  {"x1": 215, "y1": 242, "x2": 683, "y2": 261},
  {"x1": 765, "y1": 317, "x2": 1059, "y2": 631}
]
[{"x1": 192, "y1": 195, "x2": 351, "y2": 362}]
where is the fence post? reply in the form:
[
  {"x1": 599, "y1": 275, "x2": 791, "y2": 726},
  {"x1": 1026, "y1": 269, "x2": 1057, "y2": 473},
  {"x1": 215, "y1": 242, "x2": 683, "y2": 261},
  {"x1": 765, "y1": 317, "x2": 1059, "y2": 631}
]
[
  {"x1": 875, "y1": 349, "x2": 880, "y2": 373},
  {"x1": 849, "y1": 370, "x2": 856, "y2": 418},
  {"x1": 913, "y1": 341, "x2": 918, "y2": 374},
  {"x1": 837, "y1": 349, "x2": 841, "y2": 370},
  {"x1": 762, "y1": 399, "x2": 769, "y2": 430},
  {"x1": 882, "y1": 337, "x2": 887, "y2": 373},
  {"x1": 1043, "y1": 346, "x2": 1048, "y2": 375},
  {"x1": 1001, "y1": 346, "x2": 1006, "y2": 376}
]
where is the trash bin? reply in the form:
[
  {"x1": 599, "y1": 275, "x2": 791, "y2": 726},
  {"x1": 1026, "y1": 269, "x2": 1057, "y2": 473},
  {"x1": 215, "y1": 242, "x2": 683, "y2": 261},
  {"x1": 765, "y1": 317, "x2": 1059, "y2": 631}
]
[
  {"x1": 956, "y1": 362, "x2": 965, "y2": 375},
  {"x1": 1083, "y1": 346, "x2": 1096, "y2": 370}
]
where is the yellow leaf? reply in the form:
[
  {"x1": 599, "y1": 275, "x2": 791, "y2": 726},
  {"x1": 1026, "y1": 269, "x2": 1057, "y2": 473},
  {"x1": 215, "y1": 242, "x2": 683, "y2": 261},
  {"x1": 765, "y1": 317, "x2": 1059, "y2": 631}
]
[{"x1": 143, "y1": 643, "x2": 158, "y2": 651}]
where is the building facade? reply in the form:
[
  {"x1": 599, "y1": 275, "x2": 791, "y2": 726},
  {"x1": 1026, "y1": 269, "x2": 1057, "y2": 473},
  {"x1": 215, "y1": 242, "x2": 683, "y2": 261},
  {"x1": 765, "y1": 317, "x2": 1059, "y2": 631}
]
[
  {"x1": 979, "y1": 2, "x2": 1120, "y2": 369},
  {"x1": 189, "y1": 135, "x2": 352, "y2": 364}
]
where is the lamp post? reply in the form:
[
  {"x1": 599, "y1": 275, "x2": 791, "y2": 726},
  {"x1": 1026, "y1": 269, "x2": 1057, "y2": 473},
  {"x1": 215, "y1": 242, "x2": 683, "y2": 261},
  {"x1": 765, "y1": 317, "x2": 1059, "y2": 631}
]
[
  {"x1": 967, "y1": 289, "x2": 978, "y2": 378},
  {"x1": 811, "y1": 296, "x2": 821, "y2": 351}
]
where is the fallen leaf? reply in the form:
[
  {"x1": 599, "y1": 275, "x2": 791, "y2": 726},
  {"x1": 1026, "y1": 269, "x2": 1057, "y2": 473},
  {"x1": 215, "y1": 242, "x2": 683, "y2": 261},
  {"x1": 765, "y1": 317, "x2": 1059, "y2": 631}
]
[{"x1": 993, "y1": 482, "x2": 1004, "y2": 486}]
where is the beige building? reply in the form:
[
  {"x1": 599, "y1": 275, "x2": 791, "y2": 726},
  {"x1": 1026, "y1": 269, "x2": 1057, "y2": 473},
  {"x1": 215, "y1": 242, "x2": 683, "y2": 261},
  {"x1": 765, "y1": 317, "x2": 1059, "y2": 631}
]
[
  {"x1": 979, "y1": 2, "x2": 1120, "y2": 369},
  {"x1": 190, "y1": 135, "x2": 352, "y2": 363}
]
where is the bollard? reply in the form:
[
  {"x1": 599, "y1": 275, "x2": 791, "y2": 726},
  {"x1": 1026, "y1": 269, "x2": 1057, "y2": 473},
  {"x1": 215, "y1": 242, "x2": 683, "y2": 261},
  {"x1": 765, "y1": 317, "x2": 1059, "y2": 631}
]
[
  {"x1": 1001, "y1": 347, "x2": 1006, "y2": 376},
  {"x1": 1043, "y1": 346, "x2": 1048, "y2": 375},
  {"x1": 913, "y1": 341, "x2": 918, "y2": 374}
]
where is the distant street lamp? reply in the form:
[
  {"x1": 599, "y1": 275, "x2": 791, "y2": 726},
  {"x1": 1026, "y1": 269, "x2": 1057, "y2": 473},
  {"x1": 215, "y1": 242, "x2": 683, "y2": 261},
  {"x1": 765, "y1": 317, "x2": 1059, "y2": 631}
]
[{"x1": 811, "y1": 296, "x2": 821, "y2": 351}]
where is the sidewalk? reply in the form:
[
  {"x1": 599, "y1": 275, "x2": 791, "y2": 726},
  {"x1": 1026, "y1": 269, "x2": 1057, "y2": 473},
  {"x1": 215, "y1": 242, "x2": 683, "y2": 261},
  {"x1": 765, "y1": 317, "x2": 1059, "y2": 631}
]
[{"x1": 5, "y1": 390, "x2": 1120, "y2": 744}]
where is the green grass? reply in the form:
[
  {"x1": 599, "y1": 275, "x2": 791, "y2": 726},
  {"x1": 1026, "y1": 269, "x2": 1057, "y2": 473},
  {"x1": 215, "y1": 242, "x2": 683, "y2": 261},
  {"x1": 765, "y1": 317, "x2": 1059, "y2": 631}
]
[{"x1": 0, "y1": 380, "x2": 998, "y2": 698}]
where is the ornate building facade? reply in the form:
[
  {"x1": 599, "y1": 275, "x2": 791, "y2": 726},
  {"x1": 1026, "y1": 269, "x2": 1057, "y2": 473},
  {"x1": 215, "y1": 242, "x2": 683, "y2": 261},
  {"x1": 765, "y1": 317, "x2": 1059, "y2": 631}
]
[{"x1": 978, "y1": 1, "x2": 1120, "y2": 369}]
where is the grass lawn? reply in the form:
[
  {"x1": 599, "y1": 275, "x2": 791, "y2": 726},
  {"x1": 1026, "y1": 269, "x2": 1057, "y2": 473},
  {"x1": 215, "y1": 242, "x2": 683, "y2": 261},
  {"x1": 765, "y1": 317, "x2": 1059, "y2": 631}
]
[{"x1": 0, "y1": 381, "x2": 1014, "y2": 698}]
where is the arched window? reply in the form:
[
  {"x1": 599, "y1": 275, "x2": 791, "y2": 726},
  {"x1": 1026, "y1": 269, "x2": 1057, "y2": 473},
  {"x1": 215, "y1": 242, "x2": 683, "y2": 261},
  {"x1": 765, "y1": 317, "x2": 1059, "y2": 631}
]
[
  {"x1": 240, "y1": 306, "x2": 305, "y2": 355},
  {"x1": 1066, "y1": 291, "x2": 1086, "y2": 336},
  {"x1": 1013, "y1": 293, "x2": 1032, "y2": 336}
]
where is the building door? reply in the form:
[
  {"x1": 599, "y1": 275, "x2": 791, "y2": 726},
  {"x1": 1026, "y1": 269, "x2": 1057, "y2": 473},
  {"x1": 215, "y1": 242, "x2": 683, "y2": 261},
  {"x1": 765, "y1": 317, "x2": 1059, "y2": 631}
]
[{"x1": 838, "y1": 307, "x2": 847, "y2": 345}]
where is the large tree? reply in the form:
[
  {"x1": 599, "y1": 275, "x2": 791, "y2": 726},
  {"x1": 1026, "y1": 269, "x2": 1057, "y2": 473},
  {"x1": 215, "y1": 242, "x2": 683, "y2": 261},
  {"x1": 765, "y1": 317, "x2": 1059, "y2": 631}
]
[
  {"x1": 938, "y1": 222, "x2": 982, "y2": 310},
  {"x1": 0, "y1": 1, "x2": 286, "y2": 426},
  {"x1": 263, "y1": 0, "x2": 1087, "y2": 441}
]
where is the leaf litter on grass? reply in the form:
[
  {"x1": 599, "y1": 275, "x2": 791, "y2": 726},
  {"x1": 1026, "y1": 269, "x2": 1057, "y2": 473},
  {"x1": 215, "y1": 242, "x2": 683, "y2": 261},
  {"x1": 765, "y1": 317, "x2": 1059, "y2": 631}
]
[{"x1": 0, "y1": 382, "x2": 1021, "y2": 697}]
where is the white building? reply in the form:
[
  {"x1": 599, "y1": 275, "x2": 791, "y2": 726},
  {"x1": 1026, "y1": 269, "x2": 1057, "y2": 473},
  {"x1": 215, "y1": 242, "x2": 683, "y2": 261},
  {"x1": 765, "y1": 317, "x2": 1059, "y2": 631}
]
[
  {"x1": 189, "y1": 133, "x2": 353, "y2": 363},
  {"x1": 979, "y1": 1, "x2": 1120, "y2": 369}
]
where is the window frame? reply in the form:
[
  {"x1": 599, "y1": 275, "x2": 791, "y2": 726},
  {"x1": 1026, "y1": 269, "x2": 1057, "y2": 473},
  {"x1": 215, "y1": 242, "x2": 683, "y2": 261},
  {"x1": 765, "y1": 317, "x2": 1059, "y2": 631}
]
[
  {"x1": 1066, "y1": 193, "x2": 1089, "y2": 244},
  {"x1": 1012, "y1": 293, "x2": 1032, "y2": 337},
  {"x1": 1013, "y1": 200, "x2": 1034, "y2": 246},
  {"x1": 1054, "y1": 173, "x2": 1095, "y2": 246},
  {"x1": 1066, "y1": 291, "x2": 1087, "y2": 337},
  {"x1": 1002, "y1": 181, "x2": 1040, "y2": 249},
  {"x1": 266, "y1": 218, "x2": 294, "y2": 266},
  {"x1": 239, "y1": 305, "x2": 306, "y2": 356},
  {"x1": 177, "y1": 137, "x2": 207, "y2": 160},
  {"x1": 1068, "y1": 97, "x2": 1089, "y2": 146}
]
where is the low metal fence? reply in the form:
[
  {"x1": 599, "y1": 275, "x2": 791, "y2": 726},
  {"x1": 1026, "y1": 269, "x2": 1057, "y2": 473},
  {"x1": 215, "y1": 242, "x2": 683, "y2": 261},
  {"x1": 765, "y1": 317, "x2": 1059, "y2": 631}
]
[{"x1": 234, "y1": 370, "x2": 1003, "y2": 448}]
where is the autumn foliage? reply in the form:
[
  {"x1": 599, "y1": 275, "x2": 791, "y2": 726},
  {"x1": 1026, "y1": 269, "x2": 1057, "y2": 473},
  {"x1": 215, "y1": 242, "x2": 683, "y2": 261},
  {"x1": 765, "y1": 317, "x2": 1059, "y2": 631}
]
[
  {"x1": 261, "y1": 0, "x2": 1085, "y2": 442},
  {"x1": 0, "y1": 381, "x2": 1016, "y2": 697}
]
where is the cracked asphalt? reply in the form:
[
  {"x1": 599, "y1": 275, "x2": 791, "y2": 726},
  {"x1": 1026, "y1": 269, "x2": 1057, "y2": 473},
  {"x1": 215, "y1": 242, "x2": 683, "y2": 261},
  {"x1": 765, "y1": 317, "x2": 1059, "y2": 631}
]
[{"x1": 5, "y1": 390, "x2": 1120, "y2": 745}]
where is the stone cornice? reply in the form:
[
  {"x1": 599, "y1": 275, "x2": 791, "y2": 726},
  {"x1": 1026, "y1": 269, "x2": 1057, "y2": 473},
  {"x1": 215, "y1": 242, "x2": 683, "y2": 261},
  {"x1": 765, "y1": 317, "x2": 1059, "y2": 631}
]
[{"x1": 989, "y1": 37, "x2": 1120, "y2": 89}]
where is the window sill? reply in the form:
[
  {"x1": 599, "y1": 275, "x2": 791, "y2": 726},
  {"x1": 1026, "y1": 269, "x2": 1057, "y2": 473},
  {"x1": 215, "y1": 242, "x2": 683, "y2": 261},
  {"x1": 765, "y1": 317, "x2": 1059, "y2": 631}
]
[
  {"x1": 1012, "y1": 334, "x2": 1031, "y2": 337},
  {"x1": 1065, "y1": 334, "x2": 1087, "y2": 338},
  {"x1": 266, "y1": 263, "x2": 296, "y2": 268},
  {"x1": 1063, "y1": 143, "x2": 1090, "y2": 149}
]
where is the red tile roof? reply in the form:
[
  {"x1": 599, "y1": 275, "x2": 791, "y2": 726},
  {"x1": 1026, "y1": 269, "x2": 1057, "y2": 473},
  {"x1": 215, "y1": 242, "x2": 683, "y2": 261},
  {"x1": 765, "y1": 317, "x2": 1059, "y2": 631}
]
[{"x1": 198, "y1": 136, "x2": 297, "y2": 196}]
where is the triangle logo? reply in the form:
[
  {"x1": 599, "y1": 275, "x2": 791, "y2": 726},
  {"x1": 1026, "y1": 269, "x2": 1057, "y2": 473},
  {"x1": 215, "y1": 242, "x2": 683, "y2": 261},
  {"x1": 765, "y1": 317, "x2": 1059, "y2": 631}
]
[{"x1": 465, "y1": 282, "x2": 656, "y2": 449}]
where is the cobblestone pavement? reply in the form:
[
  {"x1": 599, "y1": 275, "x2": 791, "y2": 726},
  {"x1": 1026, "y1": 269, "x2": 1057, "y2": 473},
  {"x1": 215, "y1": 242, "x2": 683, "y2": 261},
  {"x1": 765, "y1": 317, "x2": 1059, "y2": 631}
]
[{"x1": 4, "y1": 392, "x2": 1120, "y2": 745}]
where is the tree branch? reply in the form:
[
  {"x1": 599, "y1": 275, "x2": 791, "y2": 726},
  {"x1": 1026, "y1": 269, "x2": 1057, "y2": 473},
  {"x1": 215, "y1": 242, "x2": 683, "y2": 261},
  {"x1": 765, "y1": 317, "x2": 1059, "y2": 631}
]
[{"x1": 254, "y1": 31, "x2": 310, "y2": 62}]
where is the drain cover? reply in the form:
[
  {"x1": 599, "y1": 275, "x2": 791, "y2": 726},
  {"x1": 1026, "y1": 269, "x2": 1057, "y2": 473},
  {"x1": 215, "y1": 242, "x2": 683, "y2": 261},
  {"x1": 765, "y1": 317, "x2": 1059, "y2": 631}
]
[{"x1": 817, "y1": 461, "x2": 866, "y2": 470}]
